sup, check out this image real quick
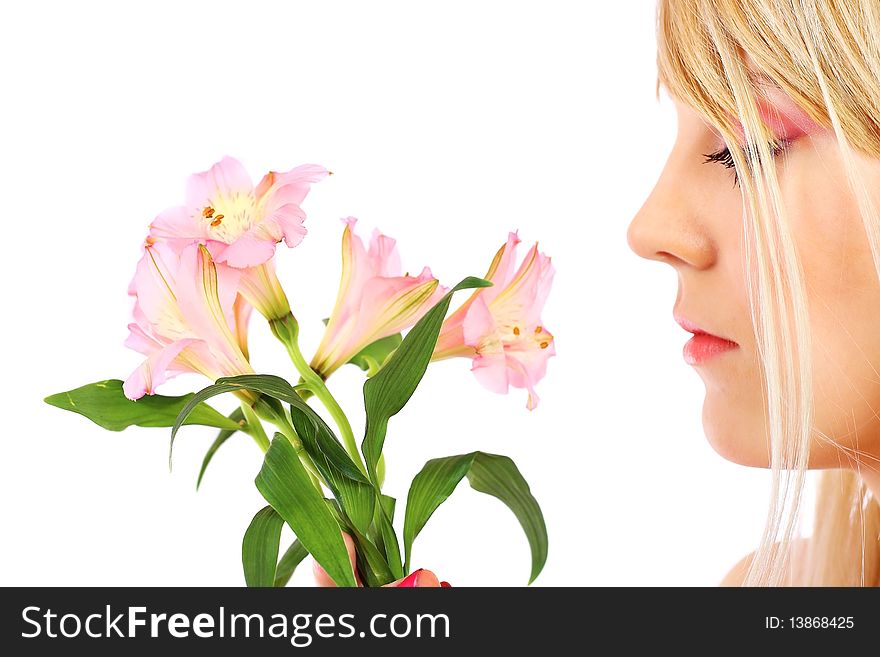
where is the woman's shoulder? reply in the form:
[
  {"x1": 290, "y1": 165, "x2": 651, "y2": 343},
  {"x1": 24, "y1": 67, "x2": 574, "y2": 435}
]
[
  {"x1": 720, "y1": 551, "x2": 754, "y2": 587},
  {"x1": 720, "y1": 539, "x2": 809, "y2": 586}
]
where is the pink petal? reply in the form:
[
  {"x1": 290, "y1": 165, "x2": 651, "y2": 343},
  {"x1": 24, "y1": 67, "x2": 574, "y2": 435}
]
[
  {"x1": 236, "y1": 260, "x2": 290, "y2": 320},
  {"x1": 346, "y1": 276, "x2": 423, "y2": 345},
  {"x1": 233, "y1": 294, "x2": 253, "y2": 360},
  {"x1": 276, "y1": 162, "x2": 330, "y2": 190},
  {"x1": 525, "y1": 386, "x2": 540, "y2": 410},
  {"x1": 258, "y1": 164, "x2": 330, "y2": 206},
  {"x1": 128, "y1": 242, "x2": 184, "y2": 338},
  {"x1": 214, "y1": 260, "x2": 243, "y2": 329},
  {"x1": 341, "y1": 218, "x2": 374, "y2": 288},
  {"x1": 310, "y1": 222, "x2": 363, "y2": 373},
  {"x1": 481, "y1": 232, "x2": 522, "y2": 305},
  {"x1": 148, "y1": 205, "x2": 204, "y2": 246},
  {"x1": 124, "y1": 321, "x2": 162, "y2": 356},
  {"x1": 172, "y1": 244, "x2": 239, "y2": 337},
  {"x1": 200, "y1": 239, "x2": 232, "y2": 264},
  {"x1": 213, "y1": 231, "x2": 278, "y2": 268},
  {"x1": 353, "y1": 269, "x2": 445, "y2": 342},
  {"x1": 273, "y1": 203, "x2": 308, "y2": 247},
  {"x1": 185, "y1": 156, "x2": 254, "y2": 209},
  {"x1": 471, "y1": 351, "x2": 510, "y2": 395},
  {"x1": 504, "y1": 353, "x2": 543, "y2": 411},
  {"x1": 504, "y1": 331, "x2": 555, "y2": 410},
  {"x1": 329, "y1": 219, "x2": 374, "y2": 322},
  {"x1": 435, "y1": 231, "x2": 521, "y2": 348},
  {"x1": 508, "y1": 331, "x2": 555, "y2": 384},
  {"x1": 367, "y1": 229, "x2": 401, "y2": 277},
  {"x1": 125, "y1": 240, "x2": 254, "y2": 393},
  {"x1": 461, "y1": 296, "x2": 497, "y2": 347},
  {"x1": 123, "y1": 338, "x2": 199, "y2": 399},
  {"x1": 494, "y1": 244, "x2": 555, "y2": 326},
  {"x1": 526, "y1": 252, "x2": 555, "y2": 325},
  {"x1": 254, "y1": 170, "x2": 279, "y2": 200}
]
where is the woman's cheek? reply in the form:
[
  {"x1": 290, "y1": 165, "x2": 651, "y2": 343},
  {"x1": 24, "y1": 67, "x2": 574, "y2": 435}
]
[{"x1": 782, "y1": 136, "x2": 880, "y2": 464}]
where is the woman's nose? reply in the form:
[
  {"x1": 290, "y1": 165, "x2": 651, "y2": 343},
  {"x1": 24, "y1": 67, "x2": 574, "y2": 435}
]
[{"x1": 627, "y1": 155, "x2": 717, "y2": 271}]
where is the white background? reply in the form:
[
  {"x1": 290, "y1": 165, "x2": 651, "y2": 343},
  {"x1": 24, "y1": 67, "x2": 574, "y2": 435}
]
[{"x1": 0, "y1": 0, "x2": 773, "y2": 586}]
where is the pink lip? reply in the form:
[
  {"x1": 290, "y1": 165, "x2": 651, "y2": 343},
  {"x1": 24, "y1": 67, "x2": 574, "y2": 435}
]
[{"x1": 674, "y1": 314, "x2": 739, "y2": 366}]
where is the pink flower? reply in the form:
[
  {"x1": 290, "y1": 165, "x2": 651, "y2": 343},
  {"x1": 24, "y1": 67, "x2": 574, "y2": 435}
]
[
  {"x1": 309, "y1": 218, "x2": 446, "y2": 380},
  {"x1": 123, "y1": 240, "x2": 254, "y2": 400},
  {"x1": 433, "y1": 232, "x2": 555, "y2": 410},
  {"x1": 149, "y1": 156, "x2": 329, "y2": 269}
]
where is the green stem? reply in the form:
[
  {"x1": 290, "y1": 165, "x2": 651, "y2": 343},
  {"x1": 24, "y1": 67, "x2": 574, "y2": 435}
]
[
  {"x1": 239, "y1": 402, "x2": 270, "y2": 452},
  {"x1": 270, "y1": 314, "x2": 368, "y2": 477},
  {"x1": 276, "y1": 420, "x2": 324, "y2": 490},
  {"x1": 306, "y1": 467, "x2": 322, "y2": 492},
  {"x1": 253, "y1": 397, "x2": 326, "y2": 494},
  {"x1": 310, "y1": 381, "x2": 365, "y2": 474}
]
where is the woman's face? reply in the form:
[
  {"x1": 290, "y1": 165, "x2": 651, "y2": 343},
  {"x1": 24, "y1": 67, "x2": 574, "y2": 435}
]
[{"x1": 627, "y1": 92, "x2": 880, "y2": 469}]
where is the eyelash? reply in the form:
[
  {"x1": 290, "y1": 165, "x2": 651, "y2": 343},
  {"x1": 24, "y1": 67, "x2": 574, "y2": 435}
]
[{"x1": 702, "y1": 139, "x2": 790, "y2": 187}]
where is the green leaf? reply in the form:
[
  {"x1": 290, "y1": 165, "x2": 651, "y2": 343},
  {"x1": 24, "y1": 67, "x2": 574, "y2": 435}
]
[
  {"x1": 348, "y1": 333, "x2": 402, "y2": 376},
  {"x1": 361, "y1": 277, "x2": 491, "y2": 481},
  {"x1": 312, "y1": 497, "x2": 393, "y2": 587},
  {"x1": 287, "y1": 403, "x2": 370, "y2": 485},
  {"x1": 197, "y1": 407, "x2": 246, "y2": 490},
  {"x1": 288, "y1": 404, "x2": 375, "y2": 535},
  {"x1": 242, "y1": 505, "x2": 285, "y2": 587},
  {"x1": 349, "y1": 528, "x2": 395, "y2": 587},
  {"x1": 45, "y1": 380, "x2": 241, "y2": 432},
  {"x1": 170, "y1": 374, "x2": 309, "y2": 465},
  {"x1": 467, "y1": 453, "x2": 548, "y2": 584},
  {"x1": 364, "y1": 494, "x2": 402, "y2": 580},
  {"x1": 177, "y1": 374, "x2": 377, "y2": 541},
  {"x1": 255, "y1": 434, "x2": 357, "y2": 587},
  {"x1": 403, "y1": 453, "x2": 476, "y2": 573},
  {"x1": 377, "y1": 502, "x2": 404, "y2": 580},
  {"x1": 367, "y1": 494, "x2": 396, "y2": 555},
  {"x1": 275, "y1": 539, "x2": 309, "y2": 587},
  {"x1": 403, "y1": 451, "x2": 548, "y2": 584}
]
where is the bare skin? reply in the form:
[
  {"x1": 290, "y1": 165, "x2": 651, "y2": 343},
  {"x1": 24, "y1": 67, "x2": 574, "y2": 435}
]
[{"x1": 628, "y1": 91, "x2": 880, "y2": 582}]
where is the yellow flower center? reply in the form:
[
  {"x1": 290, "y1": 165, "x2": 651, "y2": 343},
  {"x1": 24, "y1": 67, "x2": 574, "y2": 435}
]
[{"x1": 199, "y1": 193, "x2": 257, "y2": 243}]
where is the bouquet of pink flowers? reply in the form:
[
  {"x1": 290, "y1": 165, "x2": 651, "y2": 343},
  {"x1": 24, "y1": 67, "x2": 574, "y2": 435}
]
[{"x1": 46, "y1": 157, "x2": 555, "y2": 587}]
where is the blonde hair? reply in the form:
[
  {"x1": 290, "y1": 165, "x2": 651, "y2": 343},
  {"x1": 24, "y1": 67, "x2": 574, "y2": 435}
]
[{"x1": 656, "y1": 0, "x2": 880, "y2": 586}]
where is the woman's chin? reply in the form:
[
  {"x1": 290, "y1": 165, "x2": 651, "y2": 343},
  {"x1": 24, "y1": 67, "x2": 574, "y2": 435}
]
[{"x1": 701, "y1": 393, "x2": 770, "y2": 468}]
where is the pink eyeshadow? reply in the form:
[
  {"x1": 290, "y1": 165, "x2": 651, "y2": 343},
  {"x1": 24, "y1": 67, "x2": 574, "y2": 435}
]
[
  {"x1": 722, "y1": 91, "x2": 823, "y2": 146},
  {"x1": 755, "y1": 93, "x2": 821, "y2": 140}
]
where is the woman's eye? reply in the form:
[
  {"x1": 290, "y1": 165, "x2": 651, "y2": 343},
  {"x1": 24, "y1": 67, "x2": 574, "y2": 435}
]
[{"x1": 702, "y1": 139, "x2": 790, "y2": 187}]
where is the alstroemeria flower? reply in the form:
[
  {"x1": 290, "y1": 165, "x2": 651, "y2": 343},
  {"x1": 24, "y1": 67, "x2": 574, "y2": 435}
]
[
  {"x1": 237, "y1": 259, "x2": 292, "y2": 322},
  {"x1": 149, "y1": 156, "x2": 329, "y2": 269},
  {"x1": 433, "y1": 232, "x2": 555, "y2": 410},
  {"x1": 123, "y1": 240, "x2": 255, "y2": 400},
  {"x1": 309, "y1": 218, "x2": 446, "y2": 380}
]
